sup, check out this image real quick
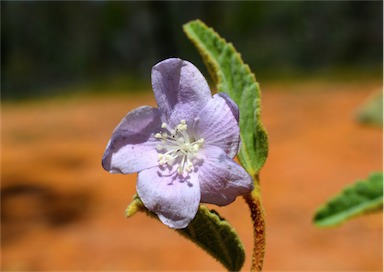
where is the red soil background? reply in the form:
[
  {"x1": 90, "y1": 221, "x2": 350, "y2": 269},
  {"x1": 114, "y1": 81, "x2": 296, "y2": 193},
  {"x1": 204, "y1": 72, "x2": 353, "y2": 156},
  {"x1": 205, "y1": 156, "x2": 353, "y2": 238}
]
[{"x1": 1, "y1": 80, "x2": 382, "y2": 271}]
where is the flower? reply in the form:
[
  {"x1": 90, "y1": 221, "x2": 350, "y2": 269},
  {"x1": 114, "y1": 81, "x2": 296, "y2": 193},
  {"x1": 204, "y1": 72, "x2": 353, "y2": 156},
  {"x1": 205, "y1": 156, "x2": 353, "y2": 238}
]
[{"x1": 102, "y1": 58, "x2": 253, "y2": 229}]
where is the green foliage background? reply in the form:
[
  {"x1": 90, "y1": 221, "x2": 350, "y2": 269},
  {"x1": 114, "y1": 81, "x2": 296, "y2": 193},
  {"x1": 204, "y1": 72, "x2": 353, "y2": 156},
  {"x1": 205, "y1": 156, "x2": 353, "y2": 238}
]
[{"x1": 2, "y1": 1, "x2": 383, "y2": 99}]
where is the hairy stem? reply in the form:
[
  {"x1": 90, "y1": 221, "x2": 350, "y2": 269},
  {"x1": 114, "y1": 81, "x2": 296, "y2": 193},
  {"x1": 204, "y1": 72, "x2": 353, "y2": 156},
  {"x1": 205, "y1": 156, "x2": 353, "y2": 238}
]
[{"x1": 243, "y1": 174, "x2": 266, "y2": 272}]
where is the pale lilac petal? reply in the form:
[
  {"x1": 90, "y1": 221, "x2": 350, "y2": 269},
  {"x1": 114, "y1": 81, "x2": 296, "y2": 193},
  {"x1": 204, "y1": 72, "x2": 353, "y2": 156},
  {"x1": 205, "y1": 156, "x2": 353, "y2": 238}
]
[
  {"x1": 102, "y1": 106, "x2": 161, "y2": 174},
  {"x1": 137, "y1": 167, "x2": 200, "y2": 229},
  {"x1": 151, "y1": 58, "x2": 211, "y2": 128},
  {"x1": 198, "y1": 146, "x2": 253, "y2": 206},
  {"x1": 217, "y1": 92, "x2": 239, "y2": 122},
  {"x1": 194, "y1": 93, "x2": 240, "y2": 158}
]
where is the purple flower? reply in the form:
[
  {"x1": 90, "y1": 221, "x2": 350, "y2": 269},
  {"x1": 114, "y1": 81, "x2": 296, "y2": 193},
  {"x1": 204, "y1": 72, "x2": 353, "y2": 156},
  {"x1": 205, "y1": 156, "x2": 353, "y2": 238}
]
[{"x1": 102, "y1": 58, "x2": 253, "y2": 229}]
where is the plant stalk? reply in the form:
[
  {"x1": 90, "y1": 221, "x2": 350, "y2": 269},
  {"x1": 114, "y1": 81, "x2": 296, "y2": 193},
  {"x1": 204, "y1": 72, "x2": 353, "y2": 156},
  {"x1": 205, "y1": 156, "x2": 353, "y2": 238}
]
[{"x1": 243, "y1": 174, "x2": 266, "y2": 272}]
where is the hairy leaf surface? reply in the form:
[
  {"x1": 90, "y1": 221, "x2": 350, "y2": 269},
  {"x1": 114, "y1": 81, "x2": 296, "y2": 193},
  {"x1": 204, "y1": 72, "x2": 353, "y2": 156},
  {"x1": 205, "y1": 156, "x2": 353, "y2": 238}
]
[
  {"x1": 314, "y1": 172, "x2": 383, "y2": 227},
  {"x1": 126, "y1": 195, "x2": 245, "y2": 271},
  {"x1": 183, "y1": 19, "x2": 268, "y2": 177}
]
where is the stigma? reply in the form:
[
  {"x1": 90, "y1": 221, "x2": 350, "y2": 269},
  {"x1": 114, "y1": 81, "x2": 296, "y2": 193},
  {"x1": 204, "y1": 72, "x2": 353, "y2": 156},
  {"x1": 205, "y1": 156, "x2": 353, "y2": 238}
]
[{"x1": 154, "y1": 120, "x2": 204, "y2": 174}]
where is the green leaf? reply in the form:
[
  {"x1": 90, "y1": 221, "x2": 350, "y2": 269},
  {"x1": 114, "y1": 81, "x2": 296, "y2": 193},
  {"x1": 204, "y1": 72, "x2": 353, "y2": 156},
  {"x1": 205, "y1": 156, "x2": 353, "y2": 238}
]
[
  {"x1": 126, "y1": 195, "x2": 245, "y2": 271},
  {"x1": 183, "y1": 19, "x2": 268, "y2": 177},
  {"x1": 179, "y1": 205, "x2": 245, "y2": 271},
  {"x1": 313, "y1": 172, "x2": 383, "y2": 227}
]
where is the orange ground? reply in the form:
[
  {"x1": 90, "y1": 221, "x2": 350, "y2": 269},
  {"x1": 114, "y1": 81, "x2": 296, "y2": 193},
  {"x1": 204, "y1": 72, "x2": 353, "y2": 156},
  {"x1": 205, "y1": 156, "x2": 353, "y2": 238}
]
[{"x1": 1, "y1": 79, "x2": 383, "y2": 271}]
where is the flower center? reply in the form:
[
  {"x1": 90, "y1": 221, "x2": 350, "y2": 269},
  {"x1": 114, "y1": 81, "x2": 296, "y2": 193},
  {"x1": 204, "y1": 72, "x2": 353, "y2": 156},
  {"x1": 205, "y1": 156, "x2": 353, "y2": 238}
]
[{"x1": 154, "y1": 120, "x2": 204, "y2": 174}]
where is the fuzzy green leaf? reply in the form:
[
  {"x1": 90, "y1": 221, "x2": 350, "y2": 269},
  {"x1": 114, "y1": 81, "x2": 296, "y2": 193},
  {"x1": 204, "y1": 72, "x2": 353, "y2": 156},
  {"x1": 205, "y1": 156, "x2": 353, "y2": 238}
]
[
  {"x1": 126, "y1": 195, "x2": 245, "y2": 271},
  {"x1": 314, "y1": 172, "x2": 383, "y2": 227},
  {"x1": 183, "y1": 19, "x2": 268, "y2": 177}
]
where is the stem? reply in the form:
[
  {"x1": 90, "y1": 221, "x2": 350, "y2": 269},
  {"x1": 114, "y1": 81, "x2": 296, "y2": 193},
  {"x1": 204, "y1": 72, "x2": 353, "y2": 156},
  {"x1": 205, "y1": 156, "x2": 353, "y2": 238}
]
[{"x1": 243, "y1": 174, "x2": 266, "y2": 272}]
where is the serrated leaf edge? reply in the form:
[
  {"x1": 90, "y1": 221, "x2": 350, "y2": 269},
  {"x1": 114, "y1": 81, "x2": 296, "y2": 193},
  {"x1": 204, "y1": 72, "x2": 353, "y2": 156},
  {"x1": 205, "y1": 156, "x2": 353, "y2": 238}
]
[{"x1": 183, "y1": 19, "x2": 268, "y2": 177}]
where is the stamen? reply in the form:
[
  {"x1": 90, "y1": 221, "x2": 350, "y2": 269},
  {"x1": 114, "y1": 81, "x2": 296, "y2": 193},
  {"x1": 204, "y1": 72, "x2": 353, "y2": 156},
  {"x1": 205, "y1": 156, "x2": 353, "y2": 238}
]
[
  {"x1": 154, "y1": 120, "x2": 204, "y2": 174},
  {"x1": 185, "y1": 161, "x2": 193, "y2": 172},
  {"x1": 176, "y1": 120, "x2": 187, "y2": 131}
]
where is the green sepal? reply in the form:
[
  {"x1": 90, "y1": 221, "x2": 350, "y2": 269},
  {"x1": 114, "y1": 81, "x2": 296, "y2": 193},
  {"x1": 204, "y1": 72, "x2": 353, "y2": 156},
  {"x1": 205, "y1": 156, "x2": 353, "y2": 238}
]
[
  {"x1": 183, "y1": 19, "x2": 268, "y2": 177},
  {"x1": 313, "y1": 172, "x2": 383, "y2": 227},
  {"x1": 126, "y1": 195, "x2": 245, "y2": 271}
]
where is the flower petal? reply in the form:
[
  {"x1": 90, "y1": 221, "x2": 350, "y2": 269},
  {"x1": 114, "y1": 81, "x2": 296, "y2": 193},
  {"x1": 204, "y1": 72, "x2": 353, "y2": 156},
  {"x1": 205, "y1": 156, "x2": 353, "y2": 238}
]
[
  {"x1": 198, "y1": 146, "x2": 253, "y2": 206},
  {"x1": 151, "y1": 58, "x2": 211, "y2": 127},
  {"x1": 217, "y1": 92, "x2": 239, "y2": 122},
  {"x1": 137, "y1": 167, "x2": 200, "y2": 229},
  {"x1": 102, "y1": 106, "x2": 161, "y2": 174},
  {"x1": 194, "y1": 93, "x2": 240, "y2": 158}
]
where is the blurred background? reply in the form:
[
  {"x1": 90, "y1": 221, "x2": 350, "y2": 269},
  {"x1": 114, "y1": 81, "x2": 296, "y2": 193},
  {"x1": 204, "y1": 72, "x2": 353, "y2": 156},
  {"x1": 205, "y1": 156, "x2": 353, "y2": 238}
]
[
  {"x1": 1, "y1": 1, "x2": 383, "y2": 271},
  {"x1": 2, "y1": 1, "x2": 382, "y2": 100}
]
